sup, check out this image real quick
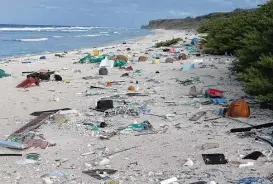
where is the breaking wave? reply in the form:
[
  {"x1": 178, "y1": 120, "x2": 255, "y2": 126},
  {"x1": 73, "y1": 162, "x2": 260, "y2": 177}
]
[
  {"x1": 16, "y1": 38, "x2": 49, "y2": 42},
  {"x1": 75, "y1": 34, "x2": 109, "y2": 38},
  {"x1": 82, "y1": 34, "x2": 101, "y2": 37},
  {"x1": 0, "y1": 26, "x2": 106, "y2": 32},
  {"x1": 52, "y1": 36, "x2": 64, "y2": 38}
]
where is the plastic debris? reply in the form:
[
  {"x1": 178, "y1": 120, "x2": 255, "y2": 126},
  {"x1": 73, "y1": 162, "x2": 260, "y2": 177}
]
[
  {"x1": 26, "y1": 153, "x2": 40, "y2": 160},
  {"x1": 0, "y1": 140, "x2": 25, "y2": 149},
  {"x1": 114, "y1": 60, "x2": 127, "y2": 67},
  {"x1": 181, "y1": 64, "x2": 195, "y2": 71},
  {"x1": 43, "y1": 177, "x2": 53, "y2": 184},
  {"x1": 99, "y1": 67, "x2": 109, "y2": 75},
  {"x1": 0, "y1": 69, "x2": 11, "y2": 78},
  {"x1": 100, "y1": 57, "x2": 115, "y2": 68},
  {"x1": 184, "y1": 158, "x2": 194, "y2": 167},
  {"x1": 211, "y1": 98, "x2": 228, "y2": 104},
  {"x1": 99, "y1": 158, "x2": 111, "y2": 166},
  {"x1": 82, "y1": 169, "x2": 117, "y2": 180},
  {"x1": 79, "y1": 54, "x2": 105, "y2": 63},
  {"x1": 202, "y1": 154, "x2": 228, "y2": 165},
  {"x1": 239, "y1": 162, "x2": 254, "y2": 168},
  {"x1": 160, "y1": 177, "x2": 178, "y2": 184},
  {"x1": 236, "y1": 177, "x2": 272, "y2": 184},
  {"x1": 125, "y1": 120, "x2": 152, "y2": 132},
  {"x1": 243, "y1": 151, "x2": 264, "y2": 160}
]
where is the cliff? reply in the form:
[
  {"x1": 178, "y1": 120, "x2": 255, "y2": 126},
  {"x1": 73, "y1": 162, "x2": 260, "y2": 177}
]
[{"x1": 141, "y1": 8, "x2": 256, "y2": 30}]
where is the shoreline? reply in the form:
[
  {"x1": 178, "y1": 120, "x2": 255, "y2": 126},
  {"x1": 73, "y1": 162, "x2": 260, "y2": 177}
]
[{"x1": 0, "y1": 30, "x2": 155, "y2": 61}]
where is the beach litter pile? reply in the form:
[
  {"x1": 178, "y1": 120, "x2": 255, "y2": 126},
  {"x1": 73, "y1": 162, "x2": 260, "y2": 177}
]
[{"x1": 0, "y1": 30, "x2": 272, "y2": 184}]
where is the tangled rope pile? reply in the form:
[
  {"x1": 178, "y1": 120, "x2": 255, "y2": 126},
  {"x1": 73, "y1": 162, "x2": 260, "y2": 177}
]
[{"x1": 104, "y1": 106, "x2": 140, "y2": 117}]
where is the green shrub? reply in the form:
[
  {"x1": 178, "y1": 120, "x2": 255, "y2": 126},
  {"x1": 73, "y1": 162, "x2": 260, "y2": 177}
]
[
  {"x1": 239, "y1": 55, "x2": 273, "y2": 102},
  {"x1": 155, "y1": 38, "x2": 182, "y2": 48},
  {"x1": 197, "y1": 0, "x2": 273, "y2": 103}
]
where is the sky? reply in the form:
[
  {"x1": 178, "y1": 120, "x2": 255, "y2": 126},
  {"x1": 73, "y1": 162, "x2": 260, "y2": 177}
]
[{"x1": 0, "y1": 0, "x2": 265, "y2": 28}]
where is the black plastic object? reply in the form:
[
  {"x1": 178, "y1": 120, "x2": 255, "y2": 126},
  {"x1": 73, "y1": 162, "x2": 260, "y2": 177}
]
[
  {"x1": 82, "y1": 169, "x2": 117, "y2": 180},
  {"x1": 90, "y1": 86, "x2": 105, "y2": 89},
  {"x1": 100, "y1": 122, "x2": 107, "y2": 128},
  {"x1": 0, "y1": 154, "x2": 22, "y2": 156},
  {"x1": 30, "y1": 108, "x2": 72, "y2": 116},
  {"x1": 99, "y1": 67, "x2": 108, "y2": 75},
  {"x1": 230, "y1": 122, "x2": 273, "y2": 133},
  {"x1": 121, "y1": 73, "x2": 129, "y2": 77},
  {"x1": 54, "y1": 75, "x2": 62, "y2": 81},
  {"x1": 202, "y1": 154, "x2": 228, "y2": 165},
  {"x1": 243, "y1": 151, "x2": 264, "y2": 160},
  {"x1": 92, "y1": 99, "x2": 114, "y2": 112}
]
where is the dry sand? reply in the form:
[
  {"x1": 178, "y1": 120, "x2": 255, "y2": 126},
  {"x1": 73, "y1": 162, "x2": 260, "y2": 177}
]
[{"x1": 0, "y1": 30, "x2": 272, "y2": 184}]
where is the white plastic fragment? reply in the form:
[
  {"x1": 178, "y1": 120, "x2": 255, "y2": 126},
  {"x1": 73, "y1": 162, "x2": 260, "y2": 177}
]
[
  {"x1": 99, "y1": 158, "x2": 110, "y2": 166},
  {"x1": 160, "y1": 177, "x2": 178, "y2": 184},
  {"x1": 239, "y1": 162, "x2": 254, "y2": 168},
  {"x1": 43, "y1": 177, "x2": 53, "y2": 184},
  {"x1": 59, "y1": 109, "x2": 78, "y2": 115},
  {"x1": 183, "y1": 158, "x2": 194, "y2": 167}
]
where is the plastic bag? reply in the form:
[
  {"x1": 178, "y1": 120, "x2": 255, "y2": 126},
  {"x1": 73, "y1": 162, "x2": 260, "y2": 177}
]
[{"x1": 100, "y1": 57, "x2": 114, "y2": 68}]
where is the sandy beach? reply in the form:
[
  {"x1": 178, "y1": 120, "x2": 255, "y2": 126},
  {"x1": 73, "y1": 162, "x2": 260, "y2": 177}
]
[{"x1": 0, "y1": 29, "x2": 272, "y2": 184}]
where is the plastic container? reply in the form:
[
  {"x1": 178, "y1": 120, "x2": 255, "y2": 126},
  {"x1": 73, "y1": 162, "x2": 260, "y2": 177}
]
[
  {"x1": 93, "y1": 49, "x2": 99, "y2": 56},
  {"x1": 152, "y1": 59, "x2": 159, "y2": 64}
]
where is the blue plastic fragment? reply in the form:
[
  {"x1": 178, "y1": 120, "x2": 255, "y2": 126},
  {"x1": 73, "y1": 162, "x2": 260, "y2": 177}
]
[
  {"x1": 0, "y1": 140, "x2": 25, "y2": 149},
  {"x1": 236, "y1": 177, "x2": 272, "y2": 184},
  {"x1": 211, "y1": 98, "x2": 228, "y2": 104}
]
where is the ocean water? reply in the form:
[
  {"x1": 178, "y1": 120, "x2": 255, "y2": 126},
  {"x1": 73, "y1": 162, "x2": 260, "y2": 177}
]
[{"x1": 0, "y1": 24, "x2": 152, "y2": 58}]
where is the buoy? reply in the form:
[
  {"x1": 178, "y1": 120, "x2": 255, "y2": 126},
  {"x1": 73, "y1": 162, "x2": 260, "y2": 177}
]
[
  {"x1": 128, "y1": 86, "x2": 136, "y2": 92},
  {"x1": 99, "y1": 67, "x2": 108, "y2": 75},
  {"x1": 106, "y1": 82, "x2": 112, "y2": 87}
]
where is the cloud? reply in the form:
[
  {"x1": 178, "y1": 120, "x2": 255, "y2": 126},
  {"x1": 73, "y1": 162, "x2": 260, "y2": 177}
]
[
  {"x1": 169, "y1": 10, "x2": 191, "y2": 17},
  {"x1": 88, "y1": 0, "x2": 113, "y2": 4},
  {"x1": 39, "y1": 5, "x2": 60, "y2": 9}
]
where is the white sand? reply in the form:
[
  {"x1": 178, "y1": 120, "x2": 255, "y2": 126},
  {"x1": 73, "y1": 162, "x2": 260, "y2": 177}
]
[{"x1": 0, "y1": 30, "x2": 272, "y2": 184}]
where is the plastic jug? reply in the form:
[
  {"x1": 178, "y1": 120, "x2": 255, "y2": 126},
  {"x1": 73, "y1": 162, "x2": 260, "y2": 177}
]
[
  {"x1": 100, "y1": 57, "x2": 114, "y2": 68},
  {"x1": 93, "y1": 49, "x2": 99, "y2": 56}
]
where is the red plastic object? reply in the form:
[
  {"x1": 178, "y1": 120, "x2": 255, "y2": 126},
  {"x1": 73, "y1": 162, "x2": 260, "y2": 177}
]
[
  {"x1": 207, "y1": 88, "x2": 223, "y2": 98},
  {"x1": 16, "y1": 77, "x2": 39, "y2": 88},
  {"x1": 169, "y1": 48, "x2": 175, "y2": 53}
]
